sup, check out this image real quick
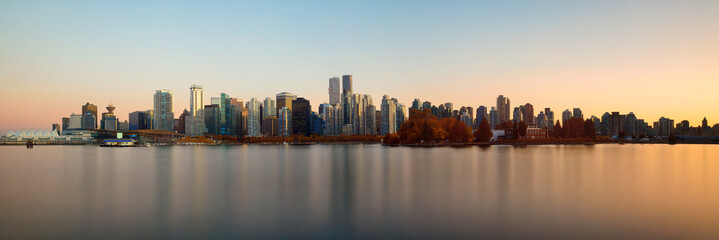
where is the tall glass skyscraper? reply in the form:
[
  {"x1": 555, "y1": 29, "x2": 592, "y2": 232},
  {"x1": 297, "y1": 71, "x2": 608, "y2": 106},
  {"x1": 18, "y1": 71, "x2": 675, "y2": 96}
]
[
  {"x1": 381, "y1": 95, "x2": 397, "y2": 135},
  {"x1": 496, "y1": 95, "x2": 510, "y2": 124},
  {"x1": 81, "y1": 102, "x2": 98, "y2": 129},
  {"x1": 153, "y1": 90, "x2": 174, "y2": 131},
  {"x1": 246, "y1": 98, "x2": 261, "y2": 136},
  {"x1": 264, "y1": 97, "x2": 276, "y2": 117}
]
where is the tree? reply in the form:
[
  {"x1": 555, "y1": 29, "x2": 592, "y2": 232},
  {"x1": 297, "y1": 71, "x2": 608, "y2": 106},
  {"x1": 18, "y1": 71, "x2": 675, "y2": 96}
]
[
  {"x1": 517, "y1": 121, "x2": 528, "y2": 139},
  {"x1": 474, "y1": 118, "x2": 493, "y2": 142},
  {"x1": 552, "y1": 120, "x2": 563, "y2": 138},
  {"x1": 383, "y1": 133, "x2": 400, "y2": 145},
  {"x1": 448, "y1": 120, "x2": 472, "y2": 142},
  {"x1": 583, "y1": 119, "x2": 596, "y2": 139}
]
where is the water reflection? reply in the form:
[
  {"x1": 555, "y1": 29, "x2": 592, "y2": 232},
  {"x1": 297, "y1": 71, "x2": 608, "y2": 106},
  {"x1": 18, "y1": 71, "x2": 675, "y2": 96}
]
[{"x1": 0, "y1": 144, "x2": 718, "y2": 239}]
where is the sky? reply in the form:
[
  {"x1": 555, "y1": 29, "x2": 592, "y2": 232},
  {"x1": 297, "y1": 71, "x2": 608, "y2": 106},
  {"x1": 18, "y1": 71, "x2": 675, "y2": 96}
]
[{"x1": 1, "y1": 0, "x2": 718, "y2": 134}]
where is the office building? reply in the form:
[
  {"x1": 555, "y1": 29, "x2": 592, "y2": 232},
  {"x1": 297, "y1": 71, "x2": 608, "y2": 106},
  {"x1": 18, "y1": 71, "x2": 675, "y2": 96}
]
[
  {"x1": 496, "y1": 95, "x2": 510, "y2": 123},
  {"x1": 279, "y1": 107, "x2": 292, "y2": 136},
  {"x1": 69, "y1": 113, "x2": 83, "y2": 129},
  {"x1": 153, "y1": 90, "x2": 174, "y2": 131},
  {"x1": 129, "y1": 111, "x2": 147, "y2": 130},
  {"x1": 246, "y1": 98, "x2": 261, "y2": 136},
  {"x1": 489, "y1": 107, "x2": 499, "y2": 129},
  {"x1": 81, "y1": 102, "x2": 98, "y2": 129},
  {"x1": 523, "y1": 103, "x2": 534, "y2": 124},
  {"x1": 276, "y1": 92, "x2": 297, "y2": 113},
  {"x1": 329, "y1": 77, "x2": 341, "y2": 105},
  {"x1": 475, "y1": 106, "x2": 488, "y2": 128},
  {"x1": 292, "y1": 97, "x2": 311, "y2": 136},
  {"x1": 204, "y1": 104, "x2": 220, "y2": 135},
  {"x1": 190, "y1": 84, "x2": 204, "y2": 116},
  {"x1": 573, "y1": 108, "x2": 583, "y2": 120},
  {"x1": 381, "y1": 95, "x2": 397, "y2": 135}
]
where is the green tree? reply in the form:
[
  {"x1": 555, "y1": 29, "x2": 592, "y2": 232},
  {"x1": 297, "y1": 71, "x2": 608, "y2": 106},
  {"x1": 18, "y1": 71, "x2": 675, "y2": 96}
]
[{"x1": 474, "y1": 118, "x2": 493, "y2": 142}]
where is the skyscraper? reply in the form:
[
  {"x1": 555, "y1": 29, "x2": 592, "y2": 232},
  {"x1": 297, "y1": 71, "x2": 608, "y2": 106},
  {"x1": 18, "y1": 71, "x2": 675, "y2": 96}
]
[
  {"x1": 342, "y1": 75, "x2": 353, "y2": 96},
  {"x1": 292, "y1": 97, "x2": 311, "y2": 136},
  {"x1": 204, "y1": 104, "x2": 220, "y2": 135},
  {"x1": 276, "y1": 92, "x2": 297, "y2": 113},
  {"x1": 562, "y1": 109, "x2": 572, "y2": 124},
  {"x1": 545, "y1": 108, "x2": 554, "y2": 130},
  {"x1": 523, "y1": 103, "x2": 534, "y2": 124},
  {"x1": 153, "y1": 90, "x2": 174, "y2": 131},
  {"x1": 190, "y1": 84, "x2": 204, "y2": 116},
  {"x1": 129, "y1": 111, "x2": 147, "y2": 130},
  {"x1": 264, "y1": 97, "x2": 276, "y2": 117},
  {"x1": 329, "y1": 77, "x2": 341, "y2": 105},
  {"x1": 513, "y1": 107, "x2": 523, "y2": 122},
  {"x1": 101, "y1": 104, "x2": 117, "y2": 131},
  {"x1": 220, "y1": 93, "x2": 231, "y2": 135},
  {"x1": 573, "y1": 108, "x2": 583, "y2": 120},
  {"x1": 475, "y1": 106, "x2": 488, "y2": 128},
  {"x1": 246, "y1": 98, "x2": 261, "y2": 136},
  {"x1": 81, "y1": 102, "x2": 98, "y2": 129},
  {"x1": 278, "y1": 107, "x2": 292, "y2": 136},
  {"x1": 381, "y1": 95, "x2": 397, "y2": 135},
  {"x1": 489, "y1": 107, "x2": 499, "y2": 129},
  {"x1": 496, "y1": 95, "x2": 510, "y2": 123}
]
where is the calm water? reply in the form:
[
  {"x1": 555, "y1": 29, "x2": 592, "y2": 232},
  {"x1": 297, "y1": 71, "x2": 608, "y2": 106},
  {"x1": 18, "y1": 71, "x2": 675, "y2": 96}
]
[{"x1": 0, "y1": 144, "x2": 718, "y2": 239}]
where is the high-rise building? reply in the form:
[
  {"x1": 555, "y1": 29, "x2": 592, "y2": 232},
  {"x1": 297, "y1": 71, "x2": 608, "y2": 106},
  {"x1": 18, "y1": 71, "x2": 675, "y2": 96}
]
[
  {"x1": 319, "y1": 103, "x2": 334, "y2": 135},
  {"x1": 329, "y1": 77, "x2": 341, "y2": 105},
  {"x1": 204, "y1": 104, "x2": 220, "y2": 135},
  {"x1": 292, "y1": 97, "x2": 311, "y2": 136},
  {"x1": 129, "y1": 111, "x2": 147, "y2": 130},
  {"x1": 81, "y1": 111, "x2": 96, "y2": 130},
  {"x1": 118, "y1": 121, "x2": 129, "y2": 131},
  {"x1": 410, "y1": 99, "x2": 422, "y2": 117},
  {"x1": 190, "y1": 84, "x2": 204, "y2": 116},
  {"x1": 342, "y1": 75, "x2": 353, "y2": 96},
  {"x1": 279, "y1": 107, "x2": 292, "y2": 136},
  {"x1": 153, "y1": 90, "x2": 174, "y2": 131},
  {"x1": 489, "y1": 107, "x2": 499, "y2": 129},
  {"x1": 381, "y1": 95, "x2": 397, "y2": 135},
  {"x1": 246, "y1": 98, "x2": 261, "y2": 136},
  {"x1": 396, "y1": 103, "x2": 406, "y2": 131},
  {"x1": 101, "y1": 104, "x2": 117, "y2": 131},
  {"x1": 655, "y1": 117, "x2": 674, "y2": 136},
  {"x1": 61, "y1": 117, "x2": 70, "y2": 131},
  {"x1": 262, "y1": 116, "x2": 278, "y2": 136},
  {"x1": 220, "y1": 93, "x2": 232, "y2": 135},
  {"x1": 573, "y1": 108, "x2": 583, "y2": 120},
  {"x1": 264, "y1": 97, "x2": 276, "y2": 117},
  {"x1": 562, "y1": 109, "x2": 572, "y2": 124},
  {"x1": 545, "y1": 108, "x2": 554, "y2": 131},
  {"x1": 523, "y1": 103, "x2": 534, "y2": 124},
  {"x1": 185, "y1": 109, "x2": 207, "y2": 136},
  {"x1": 69, "y1": 113, "x2": 83, "y2": 129},
  {"x1": 475, "y1": 106, "x2": 488, "y2": 128},
  {"x1": 365, "y1": 105, "x2": 377, "y2": 135},
  {"x1": 144, "y1": 110, "x2": 154, "y2": 130},
  {"x1": 81, "y1": 102, "x2": 98, "y2": 129},
  {"x1": 276, "y1": 92, "x2": 296, "y2": 113},
  {"x1": 422, "y1": 101, "x2": 432, "y2": 112},
  {"x1": 537, "y1": 111, "x2": 547, "y2": 128},
  {"x1": 496, "y1": 95, "x2": 510, "y2": 123},
  {"x1": 230, "y1": 98, "x2": 244, "y2": 136},
  {"x1": 513, "y1": 107, "x2": 523, "y2": 122}
]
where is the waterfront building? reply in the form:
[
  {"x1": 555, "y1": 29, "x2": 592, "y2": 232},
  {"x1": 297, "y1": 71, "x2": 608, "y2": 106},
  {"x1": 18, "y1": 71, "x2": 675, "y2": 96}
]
[
  {"x1": 190, "y1": 84, "x2": 204, "y2": 116},
  {"x1": 81, "y1": 102, "x2": 98, "y2": 129},
  {"x1": 101, "y1": 104, "x2": 117, "y2": 131},
  {"x1": 460, "y1": 112, "x2": 473, "y2": 127},
  {"x1": 496, "y1": 95, "x2": 510, "y2": 123},
  {"x1": 153, "y1": 90, "x2": 174, "y2": 131},
  {"x1": 319, "y1": 103, "x2": 334, "y2": 135},
  {"x1": 118, "y1": 121, "x2": 129, "y2": 132},
  {"x1": 459, "y1": 106, "x2": 473, "y2": 123},
  {"x1": 204, "y1": 104, "x2": 220, "y2": 135},
  {"x1": 52, "y1": 124, "x2": 61, "y2": 135},
  {"x1": 292, "y1": 97, "x2": 311, "y2": 136},
  {"x1": 144, "y1": 110, "x2": 154, "y2": 130},
  {"x1": 310, "y1": 112, "x2": 324, "y2": 135},
  {"x1": 220, "y1": 93, "x2": 232, "y2": 135},
  {"x1": 246, "y1": 98, "x2": 261, "y2": 136},
  {"x1": 410, "y1": 99, "x2": 422, "y2": 117},
  {"x1": 262, "y1": 116, "x2": 278, "y2": 136},
  {"x1": 381, "y1": 95, "x2": 397, "y2": 135},
  {"x1": 625, "y1": 112, "x2": 637, "y2": 136},
  {"x1": 655, "y1": 117, "x2": 674, "y2": 136},
  {"x1": 329, "y1": 77, "x2": 341, "y2": 105},
  {"x1": 230, "y1": 98, "x2": 244, "y2": 136},
  {"x1": 278, "y1": 107, "x2": 292, "y2": 136},
  {"x1": 129, "y1": 111, "x2": 147, "y2": 130},
  {"x1": 62, "y1": 117, "x2": 70, "y2": 131},
  {"x1": 176, "y1": 109, "x2": 189, "y2": 134},
  {"x1": 185, "y1": 109, "x2": 207, "y2": 136},
  {"x1": 365, "y1": 105, "x2": 377, "y2": 135}
]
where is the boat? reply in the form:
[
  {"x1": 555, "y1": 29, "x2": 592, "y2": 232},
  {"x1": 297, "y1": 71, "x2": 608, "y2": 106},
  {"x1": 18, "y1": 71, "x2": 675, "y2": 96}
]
[{"x1": 100, "y1": 139, "x2": 137, "y2": 147}]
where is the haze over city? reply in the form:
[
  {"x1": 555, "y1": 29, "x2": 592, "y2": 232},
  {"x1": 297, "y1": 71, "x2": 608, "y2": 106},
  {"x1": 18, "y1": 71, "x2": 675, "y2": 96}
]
[{"x1": 1, "y1": 0, "x2": 718, "y2": 134}]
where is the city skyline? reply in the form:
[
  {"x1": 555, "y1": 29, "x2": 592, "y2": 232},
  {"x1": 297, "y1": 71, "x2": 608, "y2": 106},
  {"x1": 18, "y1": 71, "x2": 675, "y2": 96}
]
[{"x1": 2, "y1": 1, "x2": 719, "y2": 134}]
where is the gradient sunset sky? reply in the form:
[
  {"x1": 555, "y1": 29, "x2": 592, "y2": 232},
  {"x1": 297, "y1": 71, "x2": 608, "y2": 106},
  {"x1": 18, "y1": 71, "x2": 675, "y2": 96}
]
[{"x1": 1, "y1": 0, "x2": 718, "y2": 134}]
